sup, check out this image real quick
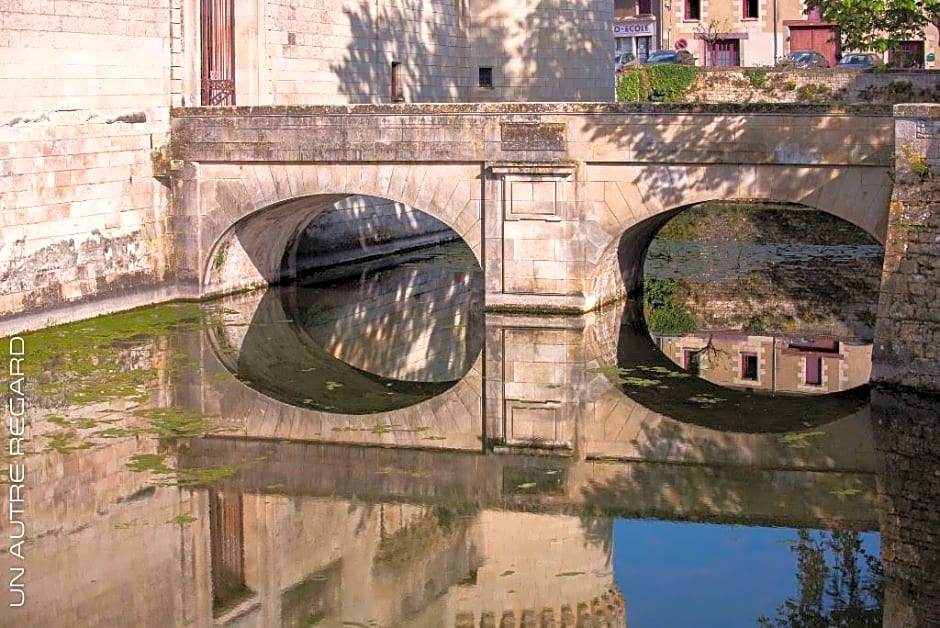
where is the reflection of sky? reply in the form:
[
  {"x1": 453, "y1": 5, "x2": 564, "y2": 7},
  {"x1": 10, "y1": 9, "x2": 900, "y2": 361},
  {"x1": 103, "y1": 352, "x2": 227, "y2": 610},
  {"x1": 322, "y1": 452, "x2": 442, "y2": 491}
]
[{"x1": 612, "y1": 519, "x2": 880, "y2": 628}]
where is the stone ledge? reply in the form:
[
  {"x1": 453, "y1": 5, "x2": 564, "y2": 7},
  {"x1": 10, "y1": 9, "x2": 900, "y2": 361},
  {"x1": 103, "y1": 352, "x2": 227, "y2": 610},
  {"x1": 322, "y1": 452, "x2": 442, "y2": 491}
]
[{"x1": 170, "y1": 102, "x2": 895, "y2": 118}]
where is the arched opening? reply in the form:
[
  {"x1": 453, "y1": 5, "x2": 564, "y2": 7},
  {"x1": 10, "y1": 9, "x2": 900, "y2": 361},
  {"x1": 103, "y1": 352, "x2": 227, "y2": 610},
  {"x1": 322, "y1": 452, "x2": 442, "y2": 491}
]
[
  {"x1": 588, "y1": 199, "x2": 884, "y2": 432},
  {"x1": 204, "y1": 194, "x2": 484, "y2": 415},
  {"x1": 203, "y1": 193, "x2": 482, "y2": 297}
]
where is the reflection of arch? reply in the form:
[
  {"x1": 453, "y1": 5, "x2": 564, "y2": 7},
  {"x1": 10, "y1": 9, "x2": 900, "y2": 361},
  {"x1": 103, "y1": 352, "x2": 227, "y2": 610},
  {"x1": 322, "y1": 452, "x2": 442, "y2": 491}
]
[
  {"x1": 210, "y1": 287, "x2": 470, "y2": 414},
  {"x1": 195, "y1": 288, "x2": 485, "y2": 449},
  {"x1": 603, "y1": 300, "x2": 871, "y2": 433},
  {"x1": 195, "y1": 162, "x2": 483, "y2": 296}
]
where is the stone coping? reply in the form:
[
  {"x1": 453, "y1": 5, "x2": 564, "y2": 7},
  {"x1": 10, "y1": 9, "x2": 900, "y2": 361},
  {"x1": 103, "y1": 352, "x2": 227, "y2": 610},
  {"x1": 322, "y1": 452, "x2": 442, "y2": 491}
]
[
  {"x1": 171, "y1": 102, "x2": 894, "y2": 118},
  {"x1": 697, "y1": 66, "x2": 940, "y2": 76}
]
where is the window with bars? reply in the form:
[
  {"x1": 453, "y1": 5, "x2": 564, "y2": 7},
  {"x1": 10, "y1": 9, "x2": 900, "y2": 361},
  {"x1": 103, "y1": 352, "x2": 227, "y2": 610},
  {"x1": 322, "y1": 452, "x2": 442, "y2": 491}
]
[
  {"x1": 200, "y1": 0, "x2": 236, "y2": 106},
  {"x1": 391, "y1": 62, "x2": 404, "y2": 102}
]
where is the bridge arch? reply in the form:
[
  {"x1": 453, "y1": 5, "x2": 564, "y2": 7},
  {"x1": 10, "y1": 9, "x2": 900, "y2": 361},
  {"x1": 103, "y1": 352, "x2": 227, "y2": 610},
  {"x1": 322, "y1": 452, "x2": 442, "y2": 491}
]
[
  {"x1": 195, "y1": 162, "x2": 483, "y2": 296},
  {"x1": 586, "y1": 162, "x2": 892, "y2": 307}
]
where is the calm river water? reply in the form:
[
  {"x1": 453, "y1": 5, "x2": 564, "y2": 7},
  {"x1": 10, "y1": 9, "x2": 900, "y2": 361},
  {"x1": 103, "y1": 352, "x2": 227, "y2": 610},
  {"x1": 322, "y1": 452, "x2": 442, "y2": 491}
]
[{"x1": 2, "y1": 226, "x2": 937, "y2": 627}]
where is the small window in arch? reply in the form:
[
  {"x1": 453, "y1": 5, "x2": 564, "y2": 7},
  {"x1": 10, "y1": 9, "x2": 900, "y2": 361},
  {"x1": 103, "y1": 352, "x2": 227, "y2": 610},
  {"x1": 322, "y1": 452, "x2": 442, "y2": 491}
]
[
  {"x1": 478, "y1": 66, "x2": 493, "y2": 89},
  {"x1": 391, "y1": 62, "x2": 404, "y2": 102}
]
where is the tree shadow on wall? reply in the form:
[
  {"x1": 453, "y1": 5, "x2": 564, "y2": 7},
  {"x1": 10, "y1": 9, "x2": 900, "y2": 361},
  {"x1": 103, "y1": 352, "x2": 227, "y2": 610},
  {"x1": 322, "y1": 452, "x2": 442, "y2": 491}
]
[{"x1": 329, "y1": 1, "x2": 609, "y2": 103}]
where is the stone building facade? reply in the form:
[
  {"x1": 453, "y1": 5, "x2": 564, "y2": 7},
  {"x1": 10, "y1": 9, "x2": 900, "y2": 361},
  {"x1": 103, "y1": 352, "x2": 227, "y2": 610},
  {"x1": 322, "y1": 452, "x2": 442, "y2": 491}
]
[
  {"x1": 615, "y1": 0, "x2": 940, "y2": 68},
  {"x1": 0, "y1": 0, "x2": 614, "y2": 333}
]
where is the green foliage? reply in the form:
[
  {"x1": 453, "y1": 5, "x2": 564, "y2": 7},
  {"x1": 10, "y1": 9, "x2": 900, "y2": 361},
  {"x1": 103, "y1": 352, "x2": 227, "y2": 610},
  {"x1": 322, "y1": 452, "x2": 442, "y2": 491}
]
[
  {"x1": 643, "y1": 278, "x2": 697, "y2": 335},
  {"x1": 804, "y1": 0, "x2": 938, "y2": 58},
  {"x1": 796, "y1": 83, "x2": 833, "y2": 102},
  {"x1": 616, "y1": 65, "x2": 698, "y2": 102},
  {"x1": 744, "y1": 315, "x2": 766, "y2": 334},
  {"x1": 744, "y1": 67, "x2": 768, "y2": 89},
  {"x1": 758, "y1": 529, "x2": 882, "y2": 627}
]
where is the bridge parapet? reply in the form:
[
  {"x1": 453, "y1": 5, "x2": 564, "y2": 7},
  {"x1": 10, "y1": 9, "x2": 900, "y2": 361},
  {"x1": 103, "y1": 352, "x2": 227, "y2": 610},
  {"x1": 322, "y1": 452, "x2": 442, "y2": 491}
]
[{"x1": 169, "y1": 103, "x2": 895, "y2": 313}]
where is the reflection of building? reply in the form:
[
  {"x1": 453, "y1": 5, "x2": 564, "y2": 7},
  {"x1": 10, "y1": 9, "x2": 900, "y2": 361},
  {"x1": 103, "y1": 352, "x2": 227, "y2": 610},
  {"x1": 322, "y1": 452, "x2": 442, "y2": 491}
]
[
  {"x1": 204, "y1": 495, "x2": 625, "y2": 628},
  {"x1": 656, "y1": 333, "x2": 872, "y2": 394}
]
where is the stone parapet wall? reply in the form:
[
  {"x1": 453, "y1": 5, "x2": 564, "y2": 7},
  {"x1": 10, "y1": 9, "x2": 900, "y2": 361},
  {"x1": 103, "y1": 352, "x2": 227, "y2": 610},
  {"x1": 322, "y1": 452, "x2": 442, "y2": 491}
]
[
  {"x1": 873, "y1": 105, "x2": 940, "y2": 392},
  {"x1": 685, "y1": 68, "x2": 940, "y2": 104}
]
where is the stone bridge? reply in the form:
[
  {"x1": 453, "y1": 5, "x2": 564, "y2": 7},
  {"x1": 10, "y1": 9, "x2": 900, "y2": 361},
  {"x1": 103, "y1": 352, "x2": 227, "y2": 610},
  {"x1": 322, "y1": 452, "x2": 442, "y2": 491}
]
[{"x1": 169, "y1": 102, "x2": 895, "y2": 313}]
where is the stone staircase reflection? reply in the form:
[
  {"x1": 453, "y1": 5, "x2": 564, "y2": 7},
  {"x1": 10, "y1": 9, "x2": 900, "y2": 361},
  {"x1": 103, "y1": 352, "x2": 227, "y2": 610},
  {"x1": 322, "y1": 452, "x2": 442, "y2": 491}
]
[{"x1": 454, "y1": 588, "x2": 627, "y2": 627}]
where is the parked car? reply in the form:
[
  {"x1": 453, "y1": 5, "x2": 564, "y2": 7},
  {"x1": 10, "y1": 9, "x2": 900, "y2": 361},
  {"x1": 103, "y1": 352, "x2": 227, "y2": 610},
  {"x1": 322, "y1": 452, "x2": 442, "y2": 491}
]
[
  {"x1": 644, "y1": 50, "x2": 695, "y2": 66},
  {"x1": 836, "y1": 52, "x2": 882, "y2": 70},
  {"x1": 776, "y1": 50, "x2": 830, "y2": 68},
  {"x1": 615, "y1": 51, "x2": 638, "y2": 72}
]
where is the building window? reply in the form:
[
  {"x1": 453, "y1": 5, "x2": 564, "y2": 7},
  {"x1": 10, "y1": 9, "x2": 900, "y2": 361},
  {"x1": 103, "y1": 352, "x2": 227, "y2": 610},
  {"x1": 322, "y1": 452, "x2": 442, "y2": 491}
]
[
  {"x1": 741, "y1": 353, "x2": 758, "y2": 381},
  {"x1": 478, "y1": 66, "x2": 493, "y2": 89},
  {"x1": 710, "y1": 39, "x2": 741, "y2": 66},
  {"x1": 638, "y1": 0, "x2": 652, "y2": 14},
  {"x1": 743, "y1": 0, "x2": 759, "y2": 19},
  {"x1": 685, "y1": 0, "x2": 701, "y2": 20},
  {"x1": 805, "y1": 356, "x2": 822, "y2": 385},
  {"x1": 200, "y1": 0, "x2": 236, "y2": 106},
  {"x1": 390, "y1": 62, "x2": 404, "y2": 102}
]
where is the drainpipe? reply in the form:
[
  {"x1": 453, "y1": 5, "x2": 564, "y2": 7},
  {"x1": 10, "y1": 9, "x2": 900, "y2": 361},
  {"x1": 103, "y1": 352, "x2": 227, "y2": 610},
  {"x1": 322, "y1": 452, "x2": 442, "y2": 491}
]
[
  {"x1": 773, "y1": 0, "x2": 779, "y2": 63},
  {"x1": 772, "y1": 335, "x2": 777, "y2": 395}
]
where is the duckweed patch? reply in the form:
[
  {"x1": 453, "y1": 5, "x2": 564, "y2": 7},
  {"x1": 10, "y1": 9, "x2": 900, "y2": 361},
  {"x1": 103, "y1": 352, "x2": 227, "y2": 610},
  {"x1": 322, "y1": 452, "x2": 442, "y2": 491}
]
[
  {"x1": 779, "y1": 430, "x2": 826, "y2": 448},
  {"x1": 11, "y1": 303, "x2": 205, "y2": 409},
  {"x1": 126, "y1": 452, "x2": 259, "y2": 488}
]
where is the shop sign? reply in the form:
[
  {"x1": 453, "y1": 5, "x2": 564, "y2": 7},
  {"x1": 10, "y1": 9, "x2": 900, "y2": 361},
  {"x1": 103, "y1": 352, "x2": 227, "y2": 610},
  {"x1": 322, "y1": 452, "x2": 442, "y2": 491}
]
[{"x1": 613, "y1": 22, "x2": 654, "y2": 36}]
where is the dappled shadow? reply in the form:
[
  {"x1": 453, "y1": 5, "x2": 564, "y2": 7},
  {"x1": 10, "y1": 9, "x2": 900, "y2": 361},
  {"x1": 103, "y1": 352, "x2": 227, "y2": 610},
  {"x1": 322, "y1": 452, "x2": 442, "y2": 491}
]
[
  {"x1": 210, "y1": 285, "x2": 472, "y2": 414},
  {"x1": 576, "y1": 103, "x2": 893, "y2": 245},
  {"x1": 328, "y1": 1, "x2": 611, "y2": 103}
]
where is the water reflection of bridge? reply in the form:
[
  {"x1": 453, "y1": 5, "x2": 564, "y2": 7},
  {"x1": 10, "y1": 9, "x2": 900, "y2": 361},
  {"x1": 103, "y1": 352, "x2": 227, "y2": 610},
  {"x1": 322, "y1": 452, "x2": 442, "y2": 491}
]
[{"x1": 189, "y1": 286, "x2": 877, "y2": 475}]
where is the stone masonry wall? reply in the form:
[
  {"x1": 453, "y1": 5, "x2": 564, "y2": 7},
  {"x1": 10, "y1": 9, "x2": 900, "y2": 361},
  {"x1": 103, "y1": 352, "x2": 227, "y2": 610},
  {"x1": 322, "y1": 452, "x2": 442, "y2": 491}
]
[
  {"x1": 683, "y1": 69, "x2": 940, "y2": 104},
  {"x1": 873, "y1": 105, "x2": 940, "y2": 392},
  {"x1": 0, "y1": 0, "x2": 173, "y2": 333},
  {"x1": 469, "y1": 0, "x2": 614, "y2": 102},
  {"x1": 872, "y1": 387, "x2": 940, "y2": 627},
  {"x1": 265, "y1": 0, "x2": 470, "y2": 104}
]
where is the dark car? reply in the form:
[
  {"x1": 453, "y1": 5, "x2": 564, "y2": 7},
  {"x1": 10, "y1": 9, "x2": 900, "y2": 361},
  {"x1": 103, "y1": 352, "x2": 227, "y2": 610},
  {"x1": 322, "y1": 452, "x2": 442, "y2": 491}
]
[
  {"x1": 645, "y1": 50, "x2": 695, "y2": 65},
  {"x1": 777, "y1": 50, "x2": 830, "y2": 68},
  {"x1": 836, "y1": 52, "x2": 881, "y2": 70}
]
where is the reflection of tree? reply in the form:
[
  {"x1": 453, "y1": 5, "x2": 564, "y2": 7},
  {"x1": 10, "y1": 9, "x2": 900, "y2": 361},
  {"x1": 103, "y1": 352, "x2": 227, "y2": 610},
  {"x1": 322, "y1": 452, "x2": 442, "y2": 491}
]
[
  {"x1": 758, "y1": 529, "x2": 883, "y2": 627},
  {"x1": 579, "y1": 516, "x2": 614, "y2": 566}
]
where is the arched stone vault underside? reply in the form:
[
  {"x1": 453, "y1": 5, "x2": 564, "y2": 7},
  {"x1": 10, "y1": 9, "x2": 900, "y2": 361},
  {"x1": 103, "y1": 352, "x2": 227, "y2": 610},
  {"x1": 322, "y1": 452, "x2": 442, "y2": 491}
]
[
  {"x1": 194, "y1": 162, "x2": 483, "y2": 296},
  {"x1": 586, "y1": 163, "x2": 891, "y2": 307}
]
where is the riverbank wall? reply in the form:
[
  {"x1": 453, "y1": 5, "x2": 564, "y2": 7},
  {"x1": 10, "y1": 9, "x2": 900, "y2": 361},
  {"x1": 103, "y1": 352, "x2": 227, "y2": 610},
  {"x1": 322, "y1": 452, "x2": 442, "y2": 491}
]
[{"x1": 873, "y1": 105, "x2": 940, "y2": 393}]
